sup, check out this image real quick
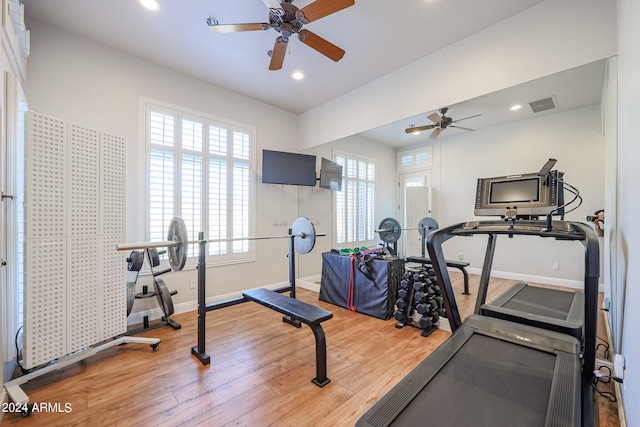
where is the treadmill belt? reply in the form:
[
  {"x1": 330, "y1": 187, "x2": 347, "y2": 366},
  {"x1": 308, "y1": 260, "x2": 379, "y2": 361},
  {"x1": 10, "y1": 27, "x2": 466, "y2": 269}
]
[
  {"x1": 393, "y1": 334, "x2": 556, "y2": 426},
  {"x1": 499, "y1": 286, "x2": 575, "y2": 320}
]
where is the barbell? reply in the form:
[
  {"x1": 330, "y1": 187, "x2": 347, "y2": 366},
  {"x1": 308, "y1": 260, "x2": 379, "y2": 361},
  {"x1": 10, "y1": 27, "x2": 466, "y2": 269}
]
[
  {"x1": 376, "y1": 217, "x2": 439, "y2": 244},
  {"x1": 117, "y1": 216, "x2": 324, "y2": 271}
]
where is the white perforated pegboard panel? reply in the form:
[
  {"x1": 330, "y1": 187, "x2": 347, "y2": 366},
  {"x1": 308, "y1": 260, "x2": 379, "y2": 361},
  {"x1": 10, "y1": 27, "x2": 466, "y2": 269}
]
[
  {"x1": 67, "y1": 237, "x2": 100, "y2": 350},
  {"x1": 23, "y1": 112, "x2": 127, "y2": 368},
  {"x1": 101, "y1": 133, "x2": 126, "y2": 235},
  {"x1": 23, "y1": 239, "x2": 67, "y2": 369},
  {"x1": 100, "y1": 132, "x2": 127, "y2": 339},
  {"x1": 69, "y1": 124, "x2": 100, "y2": 236},
  {"x1": 100, "y1": 235, "x2": 127, "y2": 339},
  {"x1": 25, "y1": 113, "x2": 66, "y2": 239}
]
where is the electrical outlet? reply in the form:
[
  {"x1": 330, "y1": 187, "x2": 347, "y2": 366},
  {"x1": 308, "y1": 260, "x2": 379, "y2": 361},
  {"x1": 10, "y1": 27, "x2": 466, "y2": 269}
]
[
  {"x1": 190, "y1": 279, "x2": 196, "y2": 289},
  {"x1": 552, "y1": 263, "x2": 559, "y2": 271}
]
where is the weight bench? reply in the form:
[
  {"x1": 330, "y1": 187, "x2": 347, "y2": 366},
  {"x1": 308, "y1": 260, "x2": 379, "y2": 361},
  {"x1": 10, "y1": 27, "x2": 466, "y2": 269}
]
[
  {"x1": 242, "y1": 288, "x2": 333, "y2": 387},
  {"x1": 405, "y1": 256, "x2": 471, "y2": 295}
]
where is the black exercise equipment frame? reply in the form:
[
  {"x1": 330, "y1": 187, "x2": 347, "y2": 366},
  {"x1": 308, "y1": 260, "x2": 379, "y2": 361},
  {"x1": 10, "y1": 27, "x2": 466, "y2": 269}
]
[
  {"x1": 426, "y1": 219, "x2": 599, "y2": 423},
  {"x1": 190, "y1": 229, "x2": 305, "y2": 362}
]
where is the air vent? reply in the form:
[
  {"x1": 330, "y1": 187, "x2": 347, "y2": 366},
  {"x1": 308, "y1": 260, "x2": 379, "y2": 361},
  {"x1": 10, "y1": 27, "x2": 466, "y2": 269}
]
[{"x1": 529, "y1": 96, "x2": 557, "y2": 113}]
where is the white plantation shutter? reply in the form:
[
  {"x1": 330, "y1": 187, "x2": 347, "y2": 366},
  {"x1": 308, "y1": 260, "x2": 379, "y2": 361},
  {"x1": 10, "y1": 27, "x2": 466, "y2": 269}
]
[
  {"x1": 335, "y1": 152, "x2": 375, "y2": 246},
  {"x1": 146, "y1": 101, "x2": 255, "y2": 265}
]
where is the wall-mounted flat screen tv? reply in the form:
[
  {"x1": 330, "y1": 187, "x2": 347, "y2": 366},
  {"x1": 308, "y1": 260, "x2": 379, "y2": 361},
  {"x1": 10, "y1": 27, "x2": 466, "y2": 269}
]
[
  {"x1": 262, "y1": 149, "x2": 317, "y2": 186},
  {"x1": 319, "y1": 157, "x2": 343, "y2": 191}
]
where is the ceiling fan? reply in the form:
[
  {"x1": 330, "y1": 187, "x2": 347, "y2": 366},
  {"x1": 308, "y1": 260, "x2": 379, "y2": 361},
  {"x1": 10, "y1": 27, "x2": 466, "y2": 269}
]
[
  {"x1": 207, "y1": 0, "x2": 355, "y2": 70},
  {"x1": 405, "y1": 108, "x2": 481, "y2": 140}
]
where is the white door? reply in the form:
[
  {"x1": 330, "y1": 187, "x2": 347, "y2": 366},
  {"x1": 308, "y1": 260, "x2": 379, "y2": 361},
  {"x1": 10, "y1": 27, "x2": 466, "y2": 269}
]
[{"x1": 400, "y1": 171, "x2": 432, "y2": 257}]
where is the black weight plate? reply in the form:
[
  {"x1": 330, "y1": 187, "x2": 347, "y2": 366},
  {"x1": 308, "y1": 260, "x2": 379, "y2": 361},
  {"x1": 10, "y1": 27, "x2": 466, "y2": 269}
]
[
  {"x1": 126, "y1": 281, "x2": 136, "y2": 316},
  {"x1": 378, "y1": 217, "x2": 401, "y2": 243},
  {"x1": 167, "y1": 216, "x2": 188, "y2": 271},
  {"x1": 154, "y1": 278, "x2": 175, "y2": 317},
  {"x1": 127, "y1": 250, "x2": 144, "y2": 272},
  {"x1": 418, "y1": 217, "x2": 439, "y2": 239},
  {"x1": 292, "y1": 217, "x2": 316, "y2": 255},
  {"x1": 148, "y1": 248, "x2": 161, "y2": 267}
]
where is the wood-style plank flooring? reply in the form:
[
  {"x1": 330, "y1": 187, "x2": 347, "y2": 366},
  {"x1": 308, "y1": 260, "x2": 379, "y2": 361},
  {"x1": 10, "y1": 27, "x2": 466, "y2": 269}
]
[{"x1": 2, "y1": 272, "x2": 620, "y2": 426}]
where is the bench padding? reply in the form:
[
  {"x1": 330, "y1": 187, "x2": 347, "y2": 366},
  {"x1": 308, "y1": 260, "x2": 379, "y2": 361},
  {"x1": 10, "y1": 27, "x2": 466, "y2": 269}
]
[{"x1": 243, "y1": 288, "x2": 333, "y2": 324}]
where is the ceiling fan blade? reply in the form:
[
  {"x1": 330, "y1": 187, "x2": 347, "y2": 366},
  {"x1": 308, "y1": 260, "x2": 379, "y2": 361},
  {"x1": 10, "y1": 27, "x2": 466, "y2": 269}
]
[
  {"x1": 429, "y1": 128, "x2": 442, "y2": 140},
  {"x1": 262, "y1": 0, "x2": 285, "y2": 16},
  {"x1": 452, "y1": 113, "x2": 482, "y2": 123},
  {"x1": 449, "y1": 125, "x2": 475, "y2": 131},
  {"x1": 298, "y1": 30, "x2": 345, "y2": 62},
  {"x1": 298, "y1": 0, "x2": 355, "y2": 23},
  {"x1": 405, "y1": 124, "x2": 436, "y2": 133},
  {"x1": 269, "y1": 36, "x2": 288, "y2": 70},
  {"x1": 208, "y1": 22, "x2": 271, "y2": 33},
  {"x1": 428, "y1": 112, "x2": 442, "y2": 124}
]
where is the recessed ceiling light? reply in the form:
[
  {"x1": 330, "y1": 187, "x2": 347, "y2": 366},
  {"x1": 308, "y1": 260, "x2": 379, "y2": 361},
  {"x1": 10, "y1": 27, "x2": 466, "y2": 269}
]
[
  {"x1": 510, "y1": 104, "x2": 522, "y2": 111},
  {"x1": 139, "y1": 0, "x2": 160, "y2": 11},
  {"x1": 292, "y1": 71, "x2": 304, "y2": 80}
]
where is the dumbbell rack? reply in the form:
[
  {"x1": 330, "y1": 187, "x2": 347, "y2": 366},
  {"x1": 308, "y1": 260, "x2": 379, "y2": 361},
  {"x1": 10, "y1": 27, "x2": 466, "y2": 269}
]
[
  {"x1": 125, "y1": 248, "x2": 181, "y2": 334},
  {"x1": 393, "y1": 266, "x2": 445, "y2": 337}
]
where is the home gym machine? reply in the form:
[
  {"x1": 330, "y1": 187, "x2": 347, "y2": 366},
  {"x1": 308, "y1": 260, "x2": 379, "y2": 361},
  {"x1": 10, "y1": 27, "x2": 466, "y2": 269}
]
[
  {"x1": 357, "y1": 159, "x2": 599, "y2": 426},
  {"x1": 116, "y1": 216, "x2": 333, "y2": 387}
]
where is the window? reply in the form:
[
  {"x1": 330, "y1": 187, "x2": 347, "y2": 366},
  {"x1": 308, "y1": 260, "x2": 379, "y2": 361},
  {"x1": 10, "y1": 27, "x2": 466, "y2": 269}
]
[
  {"x1": 334, "y1": 151, "x2": 376, "y2": 245},
  {"x1": 398, "y1": 146, "x2": 432, "y2": 171},
  {"x1": 145, "y1": 101, "x2": 255, "y2": 265}
]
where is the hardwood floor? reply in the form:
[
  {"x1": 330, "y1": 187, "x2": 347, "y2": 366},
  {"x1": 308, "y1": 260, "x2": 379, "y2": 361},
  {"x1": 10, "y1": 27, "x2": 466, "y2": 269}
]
[{"x1": 2, "y1": 272, "x2": 620, "y2": 426}]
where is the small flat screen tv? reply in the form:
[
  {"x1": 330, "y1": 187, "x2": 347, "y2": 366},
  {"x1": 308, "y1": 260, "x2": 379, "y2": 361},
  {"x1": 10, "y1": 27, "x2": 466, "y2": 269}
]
[
  {"x1": 319, "y1": 157, "x2": 343, "y2": 191},
  {"x1": 262, "y1": 150, "x2": 317, "y2": 186},
  {"x1": 474, "y1": 171, "x2": 562, "y2": 218}
]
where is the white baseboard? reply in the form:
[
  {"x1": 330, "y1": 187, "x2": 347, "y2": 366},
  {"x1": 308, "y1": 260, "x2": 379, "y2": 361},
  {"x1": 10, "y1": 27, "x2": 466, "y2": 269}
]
[
  {"x1": 465, "y1": 267, "x2": 597, "y2": 291},
  {"x1": 127, "y1": 279, "x2": 320, "y2": 326}
]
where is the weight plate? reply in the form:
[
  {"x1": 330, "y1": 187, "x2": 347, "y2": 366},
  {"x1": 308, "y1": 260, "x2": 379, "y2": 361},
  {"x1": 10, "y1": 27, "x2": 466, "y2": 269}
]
[
  {"x1": 378, "y1": 217, "x2": 402, "y2": 243},
  {"x1": 127, "y1": 250, "x2": 144, "y2": 272},
  {"x1": 154, "y1": 278, "x2": 175, "y2": 317},
  {"x1": 418, "y1": 217, "x2": 439, "y2": 239},
  {"x1": 148, "y1": 248, "x2": 161, "y2": 267},
  {"x1": 167, "y1": 216, "x2": 188, "y2": 271},
  {"x1": 126, "y1": 281, "x2": 136, "y2": 316},
  {"x1": 291, "y1": 217, "x2": 316, "y2": 255}
]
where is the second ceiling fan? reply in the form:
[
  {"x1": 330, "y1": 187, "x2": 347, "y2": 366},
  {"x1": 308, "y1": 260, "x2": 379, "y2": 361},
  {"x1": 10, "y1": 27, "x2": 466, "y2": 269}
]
[
  {"x1": 207, "y1": 0, "x2": 355, "y2": 70},
  {"x1": 405, "y1": 108, "x2": 481, "y2": 140}
]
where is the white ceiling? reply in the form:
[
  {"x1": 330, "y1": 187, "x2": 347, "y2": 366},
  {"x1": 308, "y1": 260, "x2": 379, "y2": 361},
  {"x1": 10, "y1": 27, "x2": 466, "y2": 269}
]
[{"x1": 21, "y1": 0, "x2": 545, "y2": 115}]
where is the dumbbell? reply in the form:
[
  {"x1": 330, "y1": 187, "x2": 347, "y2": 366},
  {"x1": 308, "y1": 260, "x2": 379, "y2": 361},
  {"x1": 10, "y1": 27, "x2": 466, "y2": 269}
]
[
  {"x1": 413, "y1": 278, "x2": 433, "y2": 291},
  {"x1": 396, "y1": 298, "x2": 409, "y2": 309},
  {"x1": 418, "y1": 316, "x2": 433, "y2": 330},
  {"x1": 393, "y1": 309, "x2": 406, "y2": 322},
  {"x1": 398, "y1": 288, "x2": 410, "y2": 299},
  {"x1": 400, "y1": 279, "x2": 412, "y2": 289}
]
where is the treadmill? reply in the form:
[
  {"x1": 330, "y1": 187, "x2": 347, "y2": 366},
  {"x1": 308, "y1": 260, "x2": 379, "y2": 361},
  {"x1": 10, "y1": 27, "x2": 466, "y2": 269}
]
[
  {"x1": 468, "y1": 220, "x2": 585, "y2": 341},
  {"x1": 356, "y1": 220, "x2": 599, "y2": 427}
]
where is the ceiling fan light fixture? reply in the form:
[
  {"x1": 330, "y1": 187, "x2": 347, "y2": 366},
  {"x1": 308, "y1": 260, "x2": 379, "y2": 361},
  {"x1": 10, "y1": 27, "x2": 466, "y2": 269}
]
[
  {"x1": 292, "y1": 71, "x2": 304, "y2": 80},
  {"x1": 139, "y1": 0, "x2": 160, "y2": 11}
]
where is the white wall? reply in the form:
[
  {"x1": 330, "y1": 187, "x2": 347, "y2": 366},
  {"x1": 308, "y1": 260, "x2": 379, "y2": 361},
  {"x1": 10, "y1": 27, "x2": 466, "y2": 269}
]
[
  {"x1": 298, "y1": 0, "x2": 617, "y2": 151},
  {"x1": 429, "y1": 106, "x2": 605, "y2": 286},
  {"x1": 616, "y1": 0, "x2": 640, "y2": 423},
  {"x1": 297, "y1": 134, "x2": 398, "y2": 278},
  {"x1": 23, "y1": 20, "x2": 306, "y2": 308}
]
